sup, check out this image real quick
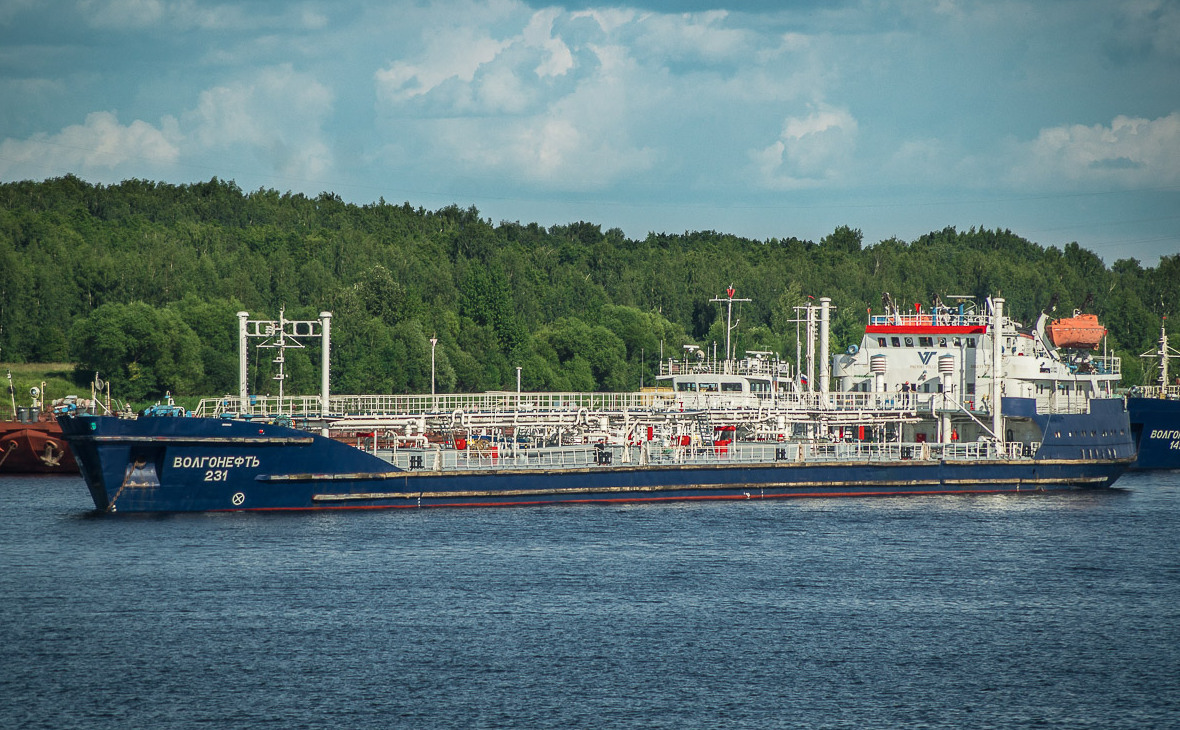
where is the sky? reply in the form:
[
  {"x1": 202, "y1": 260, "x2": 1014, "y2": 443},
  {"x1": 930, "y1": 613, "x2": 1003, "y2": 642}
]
[{"x1": 1, "y1": 0, "x2": 1178, "y2": 264}]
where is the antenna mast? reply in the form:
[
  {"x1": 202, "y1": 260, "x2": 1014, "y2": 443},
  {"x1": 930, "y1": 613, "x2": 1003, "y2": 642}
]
[
  {"x1": 710, "y1": 286, "x2": 751, "y2": 366},
  {"x1": 238, "y1": 309, "x2": 333, "y2": 417}
]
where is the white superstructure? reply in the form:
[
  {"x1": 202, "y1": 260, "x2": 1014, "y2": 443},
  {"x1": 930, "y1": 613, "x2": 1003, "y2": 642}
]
[{"x1": 832, "y1": 296, "x2": 1120, "y2": 442}]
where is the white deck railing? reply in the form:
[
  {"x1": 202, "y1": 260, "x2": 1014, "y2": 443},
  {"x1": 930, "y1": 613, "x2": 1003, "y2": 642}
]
[{"x1": 375, "y1": 438, "x2": 1024, "y2": 472}]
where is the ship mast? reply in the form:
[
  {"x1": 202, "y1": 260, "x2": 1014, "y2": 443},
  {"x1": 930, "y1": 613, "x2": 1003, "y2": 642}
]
[
  {"x1": 991, "y1": 297, "x2": 1005, "y2": 447},
  {"x1": 710, "y1": 286, "x2": 751, "y2": 370},
  {"x1": 1140, "y1": 318, "x2": 1180, "y2": 395},
  {"x1": 1161, "y1": 322, "x2": 1169, "y2": 387},
  {"x1": 238, "y1": 309, "x2": 333, "y2": 417}
]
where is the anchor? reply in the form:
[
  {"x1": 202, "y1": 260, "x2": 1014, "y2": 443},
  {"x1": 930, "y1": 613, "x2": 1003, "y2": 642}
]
[
  {"x1": 39, "y1": 440, "x2": 63, "y2": 467},
  {"x1": 0, "y1": 440, "x2": 16, "y2": 468}
]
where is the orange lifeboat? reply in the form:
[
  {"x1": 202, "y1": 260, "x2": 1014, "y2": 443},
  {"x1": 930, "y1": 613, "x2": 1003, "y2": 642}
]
[{"x1": 1047, "y1": 312, "x2": 1107, "y2": 350}]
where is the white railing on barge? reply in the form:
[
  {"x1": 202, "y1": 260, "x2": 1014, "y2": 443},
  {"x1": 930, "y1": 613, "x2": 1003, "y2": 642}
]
[
  {"x1": 1084, "y1": 355, "x2": 1121, "y2": 376},
  {"x1": 193, "y1": 388, "x2": 1115, "y2": 425},
  {"x1": 195, "y1": 390, "x2": 948, "y2": 419},
  {"x1": 335, "y1": 391, "x2": 675, "y2": 416},
  {"x1": 1130, "y1": 384, "x2": 1180, "y2": 400},
  {"x1": 868, "y1": 311, "x2": 989, "y2": 327},
  {"x1": 376, "y1": 439, "x2": 1026, "y2": 472},
  {"x1": 658, "y1": 356, "x2": 791, "y2": 378},
  {"x1": 194, "y1": 391, "x2": 680, "y2": 419}
]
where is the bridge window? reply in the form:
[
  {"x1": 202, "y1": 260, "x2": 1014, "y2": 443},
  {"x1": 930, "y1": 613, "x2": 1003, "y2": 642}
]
[
  {"x1": 677, "y1": 382, "x2": 697, "y2": 392},
  {"x1": 891, "y1": 337, "x2": 901, "y2": 347},
  {"x1": 919, "y1": 337, "x2": 933, "y2": 347},
  {"x1": 939, "y1": 337, "x2": 947, "y2": 347},
  {"x1": 721, "y1": 382, "x2": 743, "y2": 392},
  {"x1": 904, "y1": 337, "x2": 914, "y2": 347},
  {"x1": 878, "y1": 338, "x2": 888, "y2": 347}
]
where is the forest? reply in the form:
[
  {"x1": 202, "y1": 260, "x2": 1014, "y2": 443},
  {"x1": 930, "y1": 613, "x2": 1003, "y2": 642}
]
[{"x1": 1, "y1": 175, "x2": 1177, "y2": 403}]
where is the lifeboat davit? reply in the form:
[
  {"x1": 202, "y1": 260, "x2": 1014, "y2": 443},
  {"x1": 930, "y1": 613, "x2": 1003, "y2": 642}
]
[{"x1": 1047, "y1": 312, "x2": 1107, "y2": 350}]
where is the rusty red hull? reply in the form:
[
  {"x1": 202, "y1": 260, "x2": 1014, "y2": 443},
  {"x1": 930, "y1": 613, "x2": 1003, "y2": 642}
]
[{"x1": 0, "y1": 419, "x2": 79, "y2": 474}]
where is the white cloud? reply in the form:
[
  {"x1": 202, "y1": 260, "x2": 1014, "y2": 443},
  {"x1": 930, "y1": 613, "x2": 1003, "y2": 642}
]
[
  {"x1": 570, "y1": 7, "x2": 636, "y2": 35},
  {"x1": 77, "y1": 0, "x2": 318, "y2": 32},
  {"x1": 753, "y1": 104, "x2": 859, "y2": 189},
  {"x1": 298, "y1": 7, "x2": 328, "y2": 31},
  {"x1": 186, "y1": 65, "x2": 334, "y2": 180},
  {"x1": 422, "y1": 41, "x2": 658, "y2": 189},
  {"x1": 443, "y1": 114, "x2": 658, "y2": 190},
  {"x1": 375, "y1": 27, "x2": 508, "y2": 105},
  {"x1": 1010, "y1": 112, "x2": 1180, "y2": 187},
  {"x1": 372, "y1": 5, "x2": 584, "y2": 115},
  {"x1": 0, "y1": 111, "x2": 179, "y2": 180},
  {"x1": 633, "y1": 10, "x2": 754, "y2": 64},
  {"x1": 373, "y1": 4, "x2": 822, "y2": 190},
  {"x1": 0, "y1": 64, "x2": 336, "y2": 185},
  {"x1": 524, "y1": 9, "x2": 573, "y2": 78},
  {"x1": 1112, "y1": 0, "x2": 1180, "y2": 58},
  {"x1": 885, "y1": 138, "x2": 961, "y2": 185},
  {"x1": 78, "y1": 0, "x2": 165, "y2": 29}
]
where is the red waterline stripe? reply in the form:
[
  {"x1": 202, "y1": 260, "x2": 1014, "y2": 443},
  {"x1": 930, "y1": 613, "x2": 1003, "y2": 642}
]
[{"x1": 218, "y1": 486, "x2": 1056, "y2": 512}]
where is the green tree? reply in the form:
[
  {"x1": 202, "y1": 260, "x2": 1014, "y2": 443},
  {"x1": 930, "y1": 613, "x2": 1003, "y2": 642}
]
[
  {"x1": 821, "y1": 225, "x2": 863, "y2": 253},
  {"x1": 531, "y1": 318, "x2": 628, "y2": 391},
  {"x1": 2, "y1": 177, "x2": 1175, "y2": 394},
  {"x1": 70, "y1": 302, "x2": 204, "y2": 401}
]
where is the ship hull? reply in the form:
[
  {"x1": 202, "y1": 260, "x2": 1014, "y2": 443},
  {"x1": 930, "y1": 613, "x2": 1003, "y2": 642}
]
[
  {"x1": 0, "y1": 420, "x2": 78, "y2": 474},
  {"x1": 60, "y1": 415, "x2": 1130, "y2": 513},
  {"x1": 1127, "y1": 396, "x2": 1180, "y2": 470}
]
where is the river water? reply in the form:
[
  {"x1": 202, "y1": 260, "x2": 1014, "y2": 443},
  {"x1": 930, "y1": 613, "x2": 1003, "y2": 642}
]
[{"x1": 3, "y1": 472, "x2": 1179, "y2": 728}]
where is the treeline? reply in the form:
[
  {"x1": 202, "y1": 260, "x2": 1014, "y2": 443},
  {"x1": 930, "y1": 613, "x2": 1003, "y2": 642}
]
[{"x1": 1, "y1": 175, "x2": 1176, "y2": 401}]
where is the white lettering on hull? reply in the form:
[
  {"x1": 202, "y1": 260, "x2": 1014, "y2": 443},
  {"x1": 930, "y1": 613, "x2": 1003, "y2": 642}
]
[{"x1": 171, "y1": 455, "x2": 260, "y2": 469}]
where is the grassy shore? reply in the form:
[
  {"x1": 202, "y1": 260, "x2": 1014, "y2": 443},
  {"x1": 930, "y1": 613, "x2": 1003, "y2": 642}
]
[
  {"x1": 2, "y1": 363, "x2": 213, "y2": 418},
  {"x1": 2, "y1": 363, "x2": 83, "y2": 418}
]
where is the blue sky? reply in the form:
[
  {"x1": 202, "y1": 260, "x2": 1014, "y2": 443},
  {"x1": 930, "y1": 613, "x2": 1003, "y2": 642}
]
[{"x1": 1, "y1": 0, "x2": 1178, "y2": 264}]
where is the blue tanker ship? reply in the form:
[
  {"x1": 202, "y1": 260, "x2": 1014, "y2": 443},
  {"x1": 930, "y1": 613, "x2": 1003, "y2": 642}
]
[
  {"x1": 1127, "y1": 322, "x2": 1180, "y2": 470},
  {"x1": 58, "y1": 293, "x2": 1135, "y2": 513},
  {"x1": 59, "y1": 398, "x2": 1132, "y2": 513}
]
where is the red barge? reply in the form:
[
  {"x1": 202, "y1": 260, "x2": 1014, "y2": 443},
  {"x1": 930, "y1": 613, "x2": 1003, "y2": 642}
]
[{"x1": 0, "y1": 413, "x2": 78, "y2": 474}]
